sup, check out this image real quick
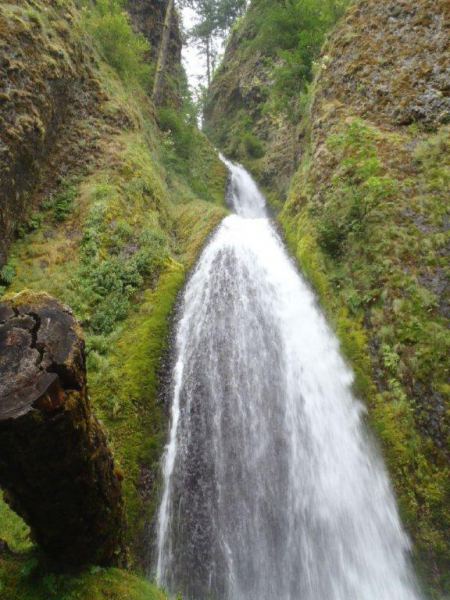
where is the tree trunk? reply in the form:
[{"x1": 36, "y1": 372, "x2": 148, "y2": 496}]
[
  {"x1": 0, "y1": 292, "x2": 126, "y2": 568},
  {"x1": 206, "y1": 36, "x2": 211, "y2": 87},
  {"x1": 152, "y1": 0, "x2": 175, "y2": 106}
]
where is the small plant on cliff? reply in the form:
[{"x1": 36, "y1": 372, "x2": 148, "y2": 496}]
[
  {"x1": 316, "y1": 120, "x2": 397, "y2": 257},
  {"x1": 71, "y1": 179, "x2": 169, "y2": 334},
  {"x1": 157, "y1": 107, "x2": 195, "y2": 162},
  {"x1": 242, "y1": 132, "x2": 265, "y2": 159},
  {"x1": 42, "y1": 182, "x2": 78, "y2": 222},
  {"x1": 250, "y1": 0, "x2": 351, "y2": 118},
  {"x1": 82, "y1": 0, "x2": 152, "y2": 87},
  {"x1": 0, "y1": 262, "x2": 16, "y2": 287}
]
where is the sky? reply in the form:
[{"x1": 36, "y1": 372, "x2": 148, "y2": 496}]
[
  {"x1": 181, "y1": 7, "x2": 206, "y2": 90},
  {"x1": 181, "y1": 6, "x2": 227, "y2": 95}
]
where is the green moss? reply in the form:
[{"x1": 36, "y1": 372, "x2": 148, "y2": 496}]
[
  {"x1": 87, "y1": 263, "x2": 185, "y2": 549},
  {"x1": 0, "y1": 494, "x2": 31, "y2": 553}
]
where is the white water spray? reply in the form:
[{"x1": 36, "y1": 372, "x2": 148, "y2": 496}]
[{"x1": 156, "y1": 156, "x2": 422, "y2": 600}]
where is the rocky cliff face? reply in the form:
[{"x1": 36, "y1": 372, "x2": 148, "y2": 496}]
[
  {"x1": 313, "y1": 0, "x2": 449, "y2": 130},
  {"x1": 207, "y1": 0, "x2": 449, "y2": 595}
]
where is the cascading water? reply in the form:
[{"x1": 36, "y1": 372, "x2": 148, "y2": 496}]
[{"x1": 156, "y1": 156, "x2": 422, "y2": 600}]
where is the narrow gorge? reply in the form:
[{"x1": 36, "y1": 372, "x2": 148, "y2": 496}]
[{"x1": 0, "y1": 1, "x2": 448, "y2": 600}]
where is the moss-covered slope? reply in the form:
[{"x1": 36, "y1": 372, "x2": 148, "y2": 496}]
[
  {"x1": 0, "y1": 0, "x2": 227, "y2": 598},
  {"x1": 207, "y1": 0, "x2": 449, "y2": 596}
]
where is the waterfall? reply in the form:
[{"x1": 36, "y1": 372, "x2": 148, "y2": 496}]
[{"x1": 155, "y1": 156, "x2": 422, "y2": 600}]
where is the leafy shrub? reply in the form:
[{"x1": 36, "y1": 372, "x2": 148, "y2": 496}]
[
  {"x1": 82, "y1": 0, "x2": 151, "y2": 87},
  {"x1": 317, "y1": 121, "x2": 397, "y2": 257},
  {"x1": 53, "y1": 185, "x2": 77, "y2": 222},
  {"x1": 42, "y1": 181, "x2": 78, "y2": 222},
  {"x1": 242, "y1": 132, "x2": 265, "y2": 159},
  {"x1": 157, "y1": 108, "x2": 196, "y2": 162},
  {"x1": 0, "y1": 263, "x2": 16, "y2": 286},
  {"x1": 74, "y1": 198, "x2": 169, "y2": 334},
  {"x1": 85, "y1": 334, "x2": 110, "y2": 356},
  {"x1": 317, "y1": 213, "x2": 349, "y2": 258},
  {"x1": 17, "y1": 212, "x2": 44, "y2": 237},
  {"x1": 250, "y1": 0, "x2": 351, "y2": 117},
  {"x1": 107, "y1": 220, "x2": 134, "y2": 254}
]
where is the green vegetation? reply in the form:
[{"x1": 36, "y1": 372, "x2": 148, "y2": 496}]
[
  {"x1": 1, "y1": 123, "x2": 225, "y2": 559},
  {"x1": 0, "y1": 554, "x2": 166, "y2": 600},
  {"x1": 0, "y1": 494, "x2": 31, "y2": 554},
  {"x1": 44, "y1": 181, "x2": 79, "y2": 223},
  {"x1": 157, "y1": 106, "x2": 228, "y2": 203},
  {"x1": 87, "y1": 264, "x2": 185, "y2": 548},
  {"x1": 81, "y1": 0, "x2": 152, "y2": 87},
  {"x1": 204, "y1": 0, "x2": 351, "y2": 199},
  {"x1": 0, "y1": 263, "x2": 15, "y2": 288},
  {"x1": 315, "y1": 121, "x2": 398, "y2": 258},
  {"x1": 242, "y1": 132, "x2": 265, "y2": 159},
  {"x1": 247, "y1": 0, "x2": 350, "y2": 118}
]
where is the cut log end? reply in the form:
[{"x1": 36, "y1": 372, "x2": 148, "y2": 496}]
[
  {"x1": 0, "y1": 292, "x2": 84, "y2": 421},
  {"x1": 0, "y1": 291, "x2": 126, "y2": 568}
]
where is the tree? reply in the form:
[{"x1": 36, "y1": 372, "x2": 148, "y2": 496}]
[
  {"x1": 183, "y1": 0, "x2": 247, "y2": 86},
  {"x1": 152, "y1": 0, "x2": 246, "y2": 107},
  {"x1": 153, "y1": 0, "x2": 176, "y2": 105},
  {"x1": 249, "y1": 0, "x2": 350, "y2": 118}
]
